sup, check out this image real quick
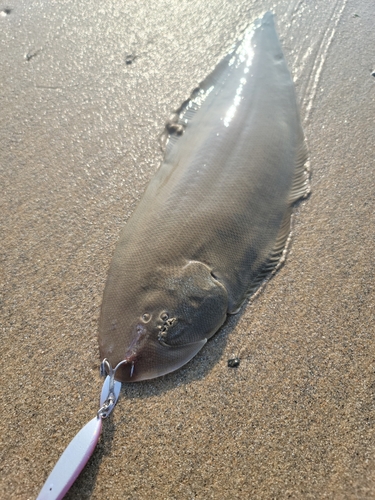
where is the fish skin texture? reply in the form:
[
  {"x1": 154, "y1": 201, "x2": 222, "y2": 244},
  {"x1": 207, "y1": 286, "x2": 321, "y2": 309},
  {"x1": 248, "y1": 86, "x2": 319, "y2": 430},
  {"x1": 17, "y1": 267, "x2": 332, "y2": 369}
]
[{"x1": 99, "y1": 12, "x2": 309, "y2": 382}]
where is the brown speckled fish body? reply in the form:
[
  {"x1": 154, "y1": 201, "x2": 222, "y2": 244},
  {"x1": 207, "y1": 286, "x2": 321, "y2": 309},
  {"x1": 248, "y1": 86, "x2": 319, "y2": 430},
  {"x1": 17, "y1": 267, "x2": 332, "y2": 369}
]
[{"x1": 99, "y1": 12, "x2": 309, "y2": 382}]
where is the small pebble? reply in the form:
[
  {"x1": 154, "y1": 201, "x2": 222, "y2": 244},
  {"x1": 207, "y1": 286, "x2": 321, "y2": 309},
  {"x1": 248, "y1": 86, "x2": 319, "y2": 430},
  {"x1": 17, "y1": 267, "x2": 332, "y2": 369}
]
[{"x1": 227, "y1": 357, "x2": 240, "y2": 368}]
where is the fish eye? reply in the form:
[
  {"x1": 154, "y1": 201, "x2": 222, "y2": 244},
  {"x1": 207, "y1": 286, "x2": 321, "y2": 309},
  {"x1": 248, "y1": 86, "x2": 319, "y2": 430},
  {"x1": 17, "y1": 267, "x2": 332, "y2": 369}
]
[
  {"x1": 160, "y1": 311, "x2": 169, "y2": 321},
  {"x1": 141, "y1": 313, "x2": 151, "y2": 323}
]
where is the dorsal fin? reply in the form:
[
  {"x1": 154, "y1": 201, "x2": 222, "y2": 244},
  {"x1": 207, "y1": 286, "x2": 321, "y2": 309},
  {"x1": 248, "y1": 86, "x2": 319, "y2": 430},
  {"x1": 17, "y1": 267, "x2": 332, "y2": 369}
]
[
  {"x1": 230, "y1": 138, "x2": 310, "y2": 311},
  {"x1": 252, "y1": 140, "x2": 309, "y2": 294}
]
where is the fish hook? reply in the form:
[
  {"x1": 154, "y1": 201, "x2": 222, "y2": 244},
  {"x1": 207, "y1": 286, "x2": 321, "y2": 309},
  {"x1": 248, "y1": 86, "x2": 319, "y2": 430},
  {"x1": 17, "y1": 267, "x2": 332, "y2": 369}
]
[{"x1": 98, "y1": 358, "x2": 127, "y2": 419}]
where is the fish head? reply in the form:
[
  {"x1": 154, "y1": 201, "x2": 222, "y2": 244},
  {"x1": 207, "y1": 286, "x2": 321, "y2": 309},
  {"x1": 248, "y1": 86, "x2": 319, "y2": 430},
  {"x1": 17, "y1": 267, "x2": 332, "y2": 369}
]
[{"x1": 99, "y1": 260, "x2": 228, "y2": 382}]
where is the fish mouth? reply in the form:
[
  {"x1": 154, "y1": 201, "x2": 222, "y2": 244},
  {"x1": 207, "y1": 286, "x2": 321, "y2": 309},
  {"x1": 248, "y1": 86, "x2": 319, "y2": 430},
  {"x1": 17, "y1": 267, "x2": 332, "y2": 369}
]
[
  {"x1": 113, "y1": 322, "x2": 149, "y2": 380},
  {"x1": 99, "y1": 322, "x2": 153, "y2": 382}
]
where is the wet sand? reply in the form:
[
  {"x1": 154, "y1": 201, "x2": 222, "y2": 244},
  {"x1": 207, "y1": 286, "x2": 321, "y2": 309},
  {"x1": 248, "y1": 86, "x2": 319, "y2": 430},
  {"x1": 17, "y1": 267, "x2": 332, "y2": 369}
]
[{"x1": 1, "y1": 0, "x2": 374, "y2": 498}]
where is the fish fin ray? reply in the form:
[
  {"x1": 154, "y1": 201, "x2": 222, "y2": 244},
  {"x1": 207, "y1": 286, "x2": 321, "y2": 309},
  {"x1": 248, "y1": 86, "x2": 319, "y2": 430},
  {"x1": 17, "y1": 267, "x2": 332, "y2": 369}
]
[
  {"x1": 247, "y1": 207, "x2": 294, "y2": 297},
  {"x1": 289, "y1": 138, "x2": 310, "y2": 203},
  {"x1": 230, "y1": 140, "x2": 309, "y2": 312}
]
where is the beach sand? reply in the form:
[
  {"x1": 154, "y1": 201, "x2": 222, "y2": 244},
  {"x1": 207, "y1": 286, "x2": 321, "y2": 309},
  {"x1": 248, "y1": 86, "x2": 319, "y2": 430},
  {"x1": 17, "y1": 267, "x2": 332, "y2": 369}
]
[{"x1": 1, "y1": 0, "x2": 374, "y2": 498}]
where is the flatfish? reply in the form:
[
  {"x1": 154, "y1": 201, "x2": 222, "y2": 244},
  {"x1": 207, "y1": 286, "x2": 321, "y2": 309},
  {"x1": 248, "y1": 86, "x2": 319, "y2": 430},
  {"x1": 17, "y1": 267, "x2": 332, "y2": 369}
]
[{"x1": 99, "y1": 12, "x2": 309, "y2": 382}]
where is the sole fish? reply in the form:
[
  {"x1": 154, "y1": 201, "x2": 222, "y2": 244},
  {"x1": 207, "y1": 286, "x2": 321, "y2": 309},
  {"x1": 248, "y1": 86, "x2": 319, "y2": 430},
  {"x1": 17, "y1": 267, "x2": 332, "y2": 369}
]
[{"x1": 99, "y1": 12, "x2": 309, "y2": 382}]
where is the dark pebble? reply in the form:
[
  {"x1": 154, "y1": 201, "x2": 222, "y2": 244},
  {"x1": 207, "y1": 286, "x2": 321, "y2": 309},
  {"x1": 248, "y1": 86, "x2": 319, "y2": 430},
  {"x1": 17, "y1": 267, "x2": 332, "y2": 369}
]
[{"x1": 228, "y1": 358, "x2": 240, "y2": 368}]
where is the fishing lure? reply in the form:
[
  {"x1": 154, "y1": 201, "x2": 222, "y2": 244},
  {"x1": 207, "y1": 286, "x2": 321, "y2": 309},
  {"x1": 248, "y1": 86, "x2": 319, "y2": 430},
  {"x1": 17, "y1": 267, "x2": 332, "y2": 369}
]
[{"x1": 37, "y1": 12, "x2": 308, "y2": 498}]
